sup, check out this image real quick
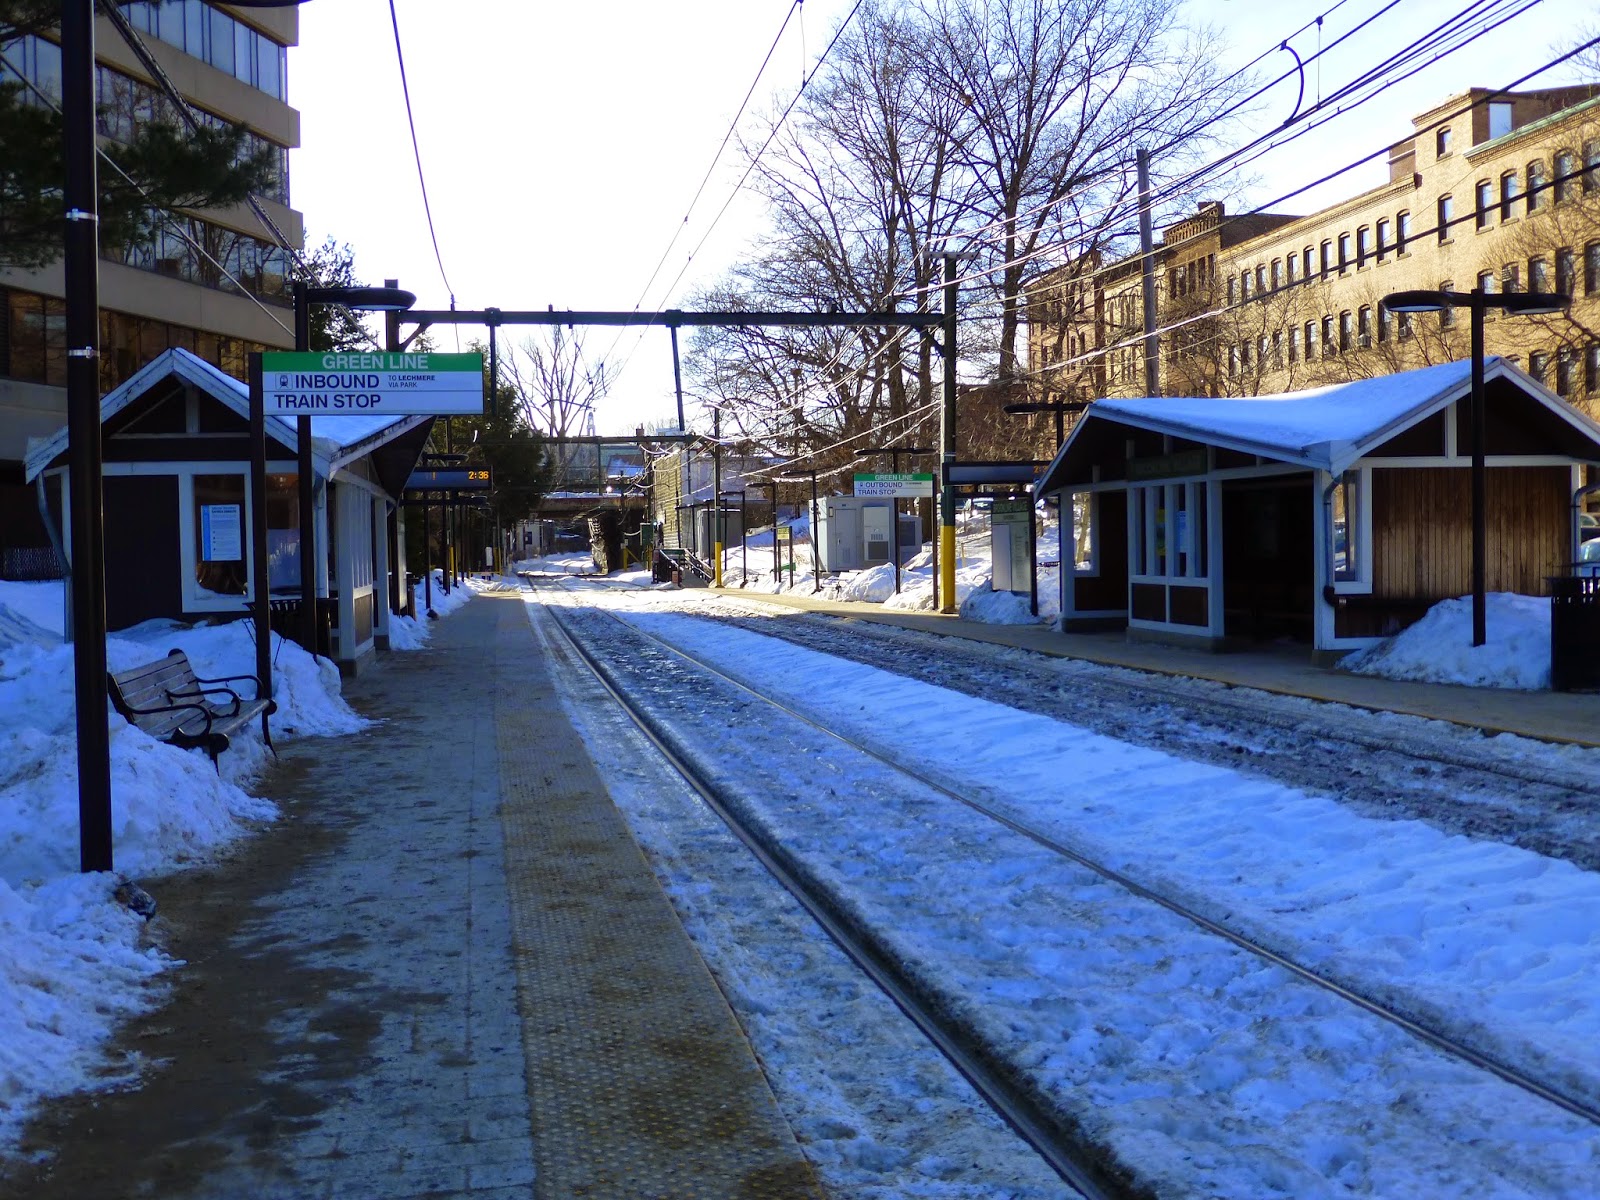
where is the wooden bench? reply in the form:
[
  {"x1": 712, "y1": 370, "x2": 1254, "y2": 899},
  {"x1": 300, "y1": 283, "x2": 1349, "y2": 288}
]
[{"x1": 107, "y1": 649, "x2": 276, "y2": 769}]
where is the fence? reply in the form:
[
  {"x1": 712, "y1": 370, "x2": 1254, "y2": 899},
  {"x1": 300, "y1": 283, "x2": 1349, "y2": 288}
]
[{"x1": 1, "y1": 546, "x2": 64, "y2": 582}]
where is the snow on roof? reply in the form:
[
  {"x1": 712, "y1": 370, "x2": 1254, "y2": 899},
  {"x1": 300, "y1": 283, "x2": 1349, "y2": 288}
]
[
  {"x1": 1038, "y1": 357, "x2": 1600, "y2": 492},
  {"x1": 24, "y1": 349, "x2": 427, "y2": 482}
]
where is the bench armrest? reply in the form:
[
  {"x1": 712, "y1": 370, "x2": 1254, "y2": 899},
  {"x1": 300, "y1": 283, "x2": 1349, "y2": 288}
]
[
  {"x1": 191, "y1": 671, "x2": 267, "y2": 702},
  {"x1": 114, "y1": 697, "x2": 215, "y2": 734},
  {"x1": 169, "y1": 684, "x2": 243, "y2": 716}
]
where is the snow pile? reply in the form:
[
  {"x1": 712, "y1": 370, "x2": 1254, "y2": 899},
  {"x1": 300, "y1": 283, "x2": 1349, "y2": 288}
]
[
  {"x1": 1343, "y1": 593, "x2": 1552, "y2": 689},
  {"x1": 0, "y1": 579, "x2": 368, "y2": 1150},
  {"x1": 392, "y1": 568, "x2": 483, "y2": 649}
]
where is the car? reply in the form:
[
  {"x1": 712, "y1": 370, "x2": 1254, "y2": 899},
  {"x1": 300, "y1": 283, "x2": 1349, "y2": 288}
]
[
  {"x1": 1581, "y1": 512, "x2": 1600, "y2": 542},
  {"x1": 1578, "y1": 538, "x2": 1600, "y2": 578}
]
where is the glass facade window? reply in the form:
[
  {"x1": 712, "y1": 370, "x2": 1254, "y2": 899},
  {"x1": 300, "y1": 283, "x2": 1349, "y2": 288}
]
[
  {"x1": 1322, "y1": 315, "x2": 1335, "y2": 356},
  {"x1": 1437, "y1": 126, "x2": 1452, "y2": 156},
  {"x1": 1501, "y1": 171, "x2": 1519, "y2": 221},
  {"x1": 1476, "y1": 181, "x2": 1493, "y2": 230},
  {"x1": 1339, "y1": 310, "x2": 1353, "y2": 352},
  {"x1": 1438, "y1": 195, "x2": 1453, "y2": 242},
  {"x1": 1356, "y1": 226, "x2": 1371, "y2": 266},
  {"x1": 1377, "y1": 218, "x2": 1390, "y2": 260},
  {"x1": 1587, "y1": 344, "x2": 1600, "y2": 396},
  {"x1": 1530, "y1": 257, "x2": 1551, "y2": 294},
  {"x1": 1439, "y1": 282, "x2": 1455, "y2": 328},
  {"x1": 121, "y1": 1, "x2": 288, "y2": 100},
  {"x1": 1559, "y1": 247, "x2": 1576, "y2": 297},
  {"x1": 1526, "y1": 162, "x2": 1545, "y2": 213},
  {"x1": 1397, "y1": 211, "x2": 1411, "y2": 252},
  {"x1": 1530, "y1": 351, "x2": 1550, "y2": 384},
  {"x1": 1338, "y1": 233, "x2": 1351, "y2": 273},
  {"x1": 1358, "y1": 305, "x2": 1373, "y2": 348},
  {"x1": 1502, "y1": 262, "x2": 1521, "y2": 293}
]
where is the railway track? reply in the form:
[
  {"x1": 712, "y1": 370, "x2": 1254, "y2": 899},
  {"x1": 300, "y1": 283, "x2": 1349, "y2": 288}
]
[
  {"x1": 525, "y1": 578, "x2": 1600, "y2": 1198},
  {"x1": 691, "y1": 596, "x2": 1600, "y2": 872}
]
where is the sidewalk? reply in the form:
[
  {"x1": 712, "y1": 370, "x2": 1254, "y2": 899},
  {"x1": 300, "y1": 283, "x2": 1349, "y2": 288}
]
[
  {"x1": 1, "y1": 590, "x2": 816, "y2": 1200},
  {"x1": 717, "y1": 588, "x2": 1600, "y2": 749}
]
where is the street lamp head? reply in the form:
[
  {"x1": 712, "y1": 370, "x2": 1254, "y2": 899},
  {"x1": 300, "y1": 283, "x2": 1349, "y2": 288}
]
[
  {"x1": 303, "y1": 285, "x2": 418, "y2": 312},
  {"x1": 1381, "y1": 289, "x2": 1453, "y2": 314}
]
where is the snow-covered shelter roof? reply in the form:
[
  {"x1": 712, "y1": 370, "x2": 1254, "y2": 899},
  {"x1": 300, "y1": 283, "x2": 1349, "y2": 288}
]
[
  {"x1": 1036, "y1": 357, "x2": 1600, "y2": 494},
  {"x1": 24, "y1": 348, "x2": 431, "y2": 484}
]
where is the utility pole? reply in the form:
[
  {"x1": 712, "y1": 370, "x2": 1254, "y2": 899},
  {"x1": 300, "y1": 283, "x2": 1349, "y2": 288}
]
[
  {"x1": 939, "y1": 253, "x2": 958, "y2": 614},
  {"x1": 1137, "y1": 147, "x2": 1161, "y2": 398},
  {"x1": 712, "y1": 404, "x2": 723, "y2": 587},
  {"x1": 63, "y1": 0, "x2": 111, "y2": 872}
]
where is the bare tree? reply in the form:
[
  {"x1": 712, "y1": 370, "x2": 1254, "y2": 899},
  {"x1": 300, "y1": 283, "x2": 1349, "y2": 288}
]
[
  {"x1": 498, "y1": 327, "x2": 608, "y2": 491},
  {"x1": 914, "y1": 0, "x2": 1246, "y2": 378}
]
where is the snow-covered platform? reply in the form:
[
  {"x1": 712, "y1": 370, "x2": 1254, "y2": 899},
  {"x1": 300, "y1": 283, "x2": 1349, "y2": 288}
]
[
  {"x1": 0, "y1": 590, "x2": 817, "y2": 1198},
  {"x1": 716, "y1": 587, "x2": 1600, "y2": 749}
]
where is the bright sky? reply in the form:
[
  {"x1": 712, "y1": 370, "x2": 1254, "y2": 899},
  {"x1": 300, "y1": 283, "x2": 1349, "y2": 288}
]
[{"x1": 291, "y1": 0, "x2": 1577, "y2": 435}]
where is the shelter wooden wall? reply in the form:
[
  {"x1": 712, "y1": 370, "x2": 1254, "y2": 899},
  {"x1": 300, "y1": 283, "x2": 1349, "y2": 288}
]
[{"x1": 1370, "y1": 465, "x2": 1567, "y2": 599}]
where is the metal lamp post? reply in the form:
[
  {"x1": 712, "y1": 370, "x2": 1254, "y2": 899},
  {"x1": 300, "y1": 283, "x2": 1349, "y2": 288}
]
[
  {"x1": 62, "y1": 0, "x2": 301, "y2": 873},
  {"x1": 290, "y1": 283, "x2": 416, "y2": 658},
  {"x1": 1381, "y1": 287, "x2": 1571, "y2": 646}
]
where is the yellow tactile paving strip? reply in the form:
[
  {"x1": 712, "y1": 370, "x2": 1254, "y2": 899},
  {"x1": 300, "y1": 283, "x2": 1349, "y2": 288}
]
[{"x1": 488, "y1": 594, "x2": 822, "y2": 1199}]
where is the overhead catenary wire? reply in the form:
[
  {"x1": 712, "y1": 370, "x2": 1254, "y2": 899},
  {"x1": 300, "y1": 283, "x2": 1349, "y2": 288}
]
[{"x1": 387, "y1": 0, "x2": 455, "y2": 307}]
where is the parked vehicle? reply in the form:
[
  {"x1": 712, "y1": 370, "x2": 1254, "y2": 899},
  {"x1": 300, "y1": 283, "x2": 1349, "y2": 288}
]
[
  {"x1": 1578, "y1": 538, "x2": 1600, "y2": 577},
  {"x1": 1581, "y1": 512, "x2": 1600, "y2": 542}
]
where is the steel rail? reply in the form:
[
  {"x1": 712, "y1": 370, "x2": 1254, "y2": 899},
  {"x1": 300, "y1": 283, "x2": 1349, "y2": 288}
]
[
  {"x1": 538, "y1": 581, "x2": 1600, "y2": 1130},
  {"x1": 525, "y1": 583, "x2": 1119, "y2": 1200}
]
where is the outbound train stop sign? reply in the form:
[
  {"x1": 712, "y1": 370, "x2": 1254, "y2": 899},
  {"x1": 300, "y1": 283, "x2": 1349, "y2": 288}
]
[{"x1": 261, "y1": 351, "x2": 485, "y2": 415}]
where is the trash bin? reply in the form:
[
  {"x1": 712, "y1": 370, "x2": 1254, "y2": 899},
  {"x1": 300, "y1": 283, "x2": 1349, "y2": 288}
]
[{"x1": 1548, "y1": 573, "x2": 1600, "y2": 691}]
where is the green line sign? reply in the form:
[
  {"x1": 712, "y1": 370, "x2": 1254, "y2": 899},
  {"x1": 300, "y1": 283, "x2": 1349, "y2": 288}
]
[{"x1": 262, "y1": 351, "x2": 485, "y2": 416}]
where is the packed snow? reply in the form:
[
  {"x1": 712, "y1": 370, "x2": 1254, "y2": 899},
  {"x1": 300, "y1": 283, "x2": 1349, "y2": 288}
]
[{"x1": 0, "y1": 526, "x2": 1588, "y2": 1192}]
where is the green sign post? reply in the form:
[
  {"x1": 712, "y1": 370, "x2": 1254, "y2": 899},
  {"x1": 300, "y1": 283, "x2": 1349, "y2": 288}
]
[{"x1": 262, "y1": 351, "x2": 485, "y2": 416}]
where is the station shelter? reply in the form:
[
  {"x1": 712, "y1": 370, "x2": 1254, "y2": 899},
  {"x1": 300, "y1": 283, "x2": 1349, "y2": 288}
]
[
  {"x1": 1035, "y1": 358, "x2": 1600, "y2": 659},
  {"x1": 25, "y1": 348, "x2": 433, "y2": 673}
]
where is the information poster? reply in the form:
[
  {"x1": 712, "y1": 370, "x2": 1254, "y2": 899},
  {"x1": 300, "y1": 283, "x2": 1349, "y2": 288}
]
[{"x1": 201, "y1": 503, "x2": 242, "y2": 561}]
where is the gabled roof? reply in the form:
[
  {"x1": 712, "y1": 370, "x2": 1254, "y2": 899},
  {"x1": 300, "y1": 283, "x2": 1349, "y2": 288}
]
[
  {"x1": 25, "y1": 348, "x2": 431, "y2": 484},
  {"x1": 1036, "y1": 357, "x2": 1600, "y2": 494}
]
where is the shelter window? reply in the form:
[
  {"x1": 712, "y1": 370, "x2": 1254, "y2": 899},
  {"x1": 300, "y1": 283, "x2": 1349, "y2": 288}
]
[
  {"x1": 191, "y1": 473, "x2": 248, "y2": 601},
  {"x1": 1332, "y1": 471, "x2": 1361, "y2": 583},
  {"x1": 1071, "y1": 493, "x2": 1098, "y2": 574},
  {"x1": 1132, "y1": 481, "x2": 1207, "y2": 582}
]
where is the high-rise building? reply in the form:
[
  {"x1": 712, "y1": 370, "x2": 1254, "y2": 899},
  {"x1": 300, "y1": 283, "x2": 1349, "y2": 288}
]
[{"x1": 0, "y1": 2, "x2": 301, "y2": 566}]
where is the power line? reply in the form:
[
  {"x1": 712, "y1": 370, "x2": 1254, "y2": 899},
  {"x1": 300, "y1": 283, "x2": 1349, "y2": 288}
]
[{"x1": 388, "y1": 0, "x2": 455, "y2": 304}]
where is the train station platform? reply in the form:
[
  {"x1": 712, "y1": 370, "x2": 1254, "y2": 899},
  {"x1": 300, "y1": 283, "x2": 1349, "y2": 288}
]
[
  {"x1": 713, "y1": 587, "x2": 1600, "y2": 750},
  {"x1": 2, "y1": 589, "x2": 820, "y2": 1200}
]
